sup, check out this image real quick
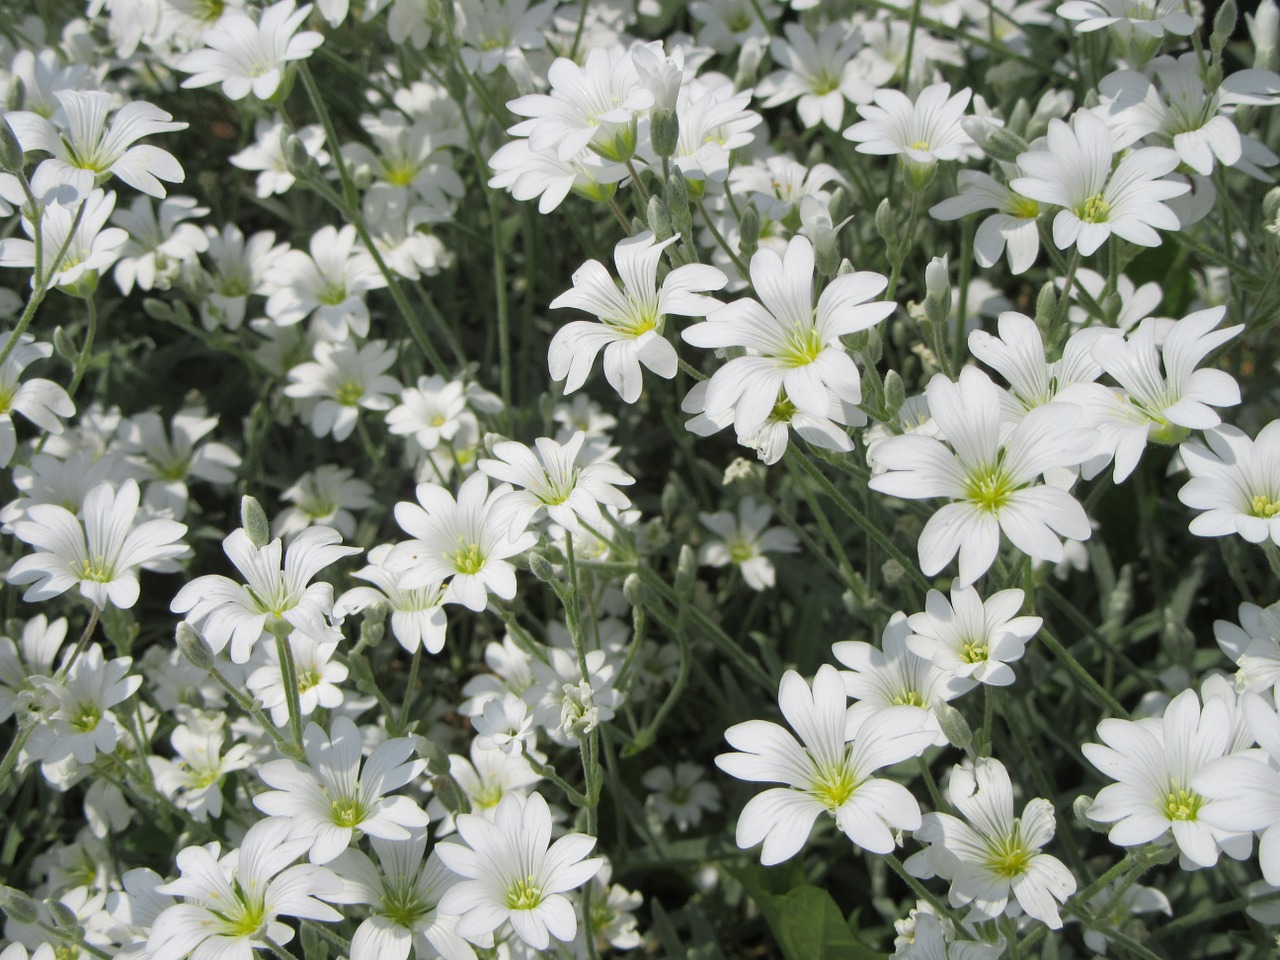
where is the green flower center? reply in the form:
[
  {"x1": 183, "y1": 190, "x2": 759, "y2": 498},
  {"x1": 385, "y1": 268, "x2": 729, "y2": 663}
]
[
  {"x1": 70, "y1": 702, "x2": 101, "y2": 733},
  {"x1": 778, "y1": 323, "x2": 825, "y2": 367},
  {"x1": 330, "y1": 796, "x2": 366, "y2": 828},
  {"x1": 892, "y1": 689, "x2": 926, "y2": 707},
  {"x1": 506, "y1": 875, "x2": 543, "y2": 911},
  {"x1": 810, "y1": 71, "x2": 840, "y2": 96},
  {"x1": 1252, "y1": 495, "x2": 1280, "y2": 519},
  {"x1": 1075, "y1": 192, "x2": 1111, "y2": 223},
  {"x1": 473, "y1": 781, "x2": 504, "y2": 808},
  {"x1": 1162, "y1": 785, "x2": 1204, "y2": 821},
  {"x1": 450, "y1": 540, "x2": 486, "y2": 575},
  {"x1": 317, "y1": 282, "x2": 348, "y2": 306},
  {"x1": 985, "y1": 831, "x2": 1033, "y2": 879},
  {"x1": 1007, "y1": 195, "x2": 1040, "y2": 219},
  {"x1": 334, "y1": 381, "x2": 364, "y2": 406},
  {"x1": 809, "y1": 757, "x2": 858, "y2": 811},
  {"x1": 964, "y1": 467, "x2": 1016, "y2": 513},
  {"x1": 961, "y1": 638, "x2": 990, "y2": 664},
  {"x1": 379, "y1": 886, "x2": 429, "y2": 929},
  {"x1": 729, "y1": 539, "x2": 755, "y2": 563},
  {"x1": 297, "y1": 666, "x2": 321, "y2": 693},
  {"x1": 74, "y1": 556, "x2": 116, "y2": 583}
]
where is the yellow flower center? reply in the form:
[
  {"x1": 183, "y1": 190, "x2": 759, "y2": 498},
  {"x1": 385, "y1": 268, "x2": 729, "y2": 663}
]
[
  {"x1": 892, "y1": 689, "x2": 926, "y2": 707},
  {"x1": 964, "y1": 467, "x2": 1016, "y2": 512},
  {"x1": 810, "y1": 758, "x2": 858, "y2": 811},
  {"x1": 506, "y1": 875, "x2": 543, "y2": 910},
  {"x1": 961, "y1": 639, "x2": 990, "y2": 664},
  {"x1": 334, "y1": 381, "x2": 364, "y2": 406},
  {"x1": 1162, "y1": 785, "x2": 1204, "y2": 821},
  {"x1": 1075, "y1": 193, "x2": 1111, "y2": 223},
  {"x1": 450, "y1": 540, "x2": 485, "y2": 575},
  {"x1": 985, "y1": 832, "x2": 1033, "y2": 879},
  {"x1": 1008, "y1": 195, "x2": 1040, "y2": 219},
  {"x1": 330, "y1": 796, "x2": 366, "y2": 828},
  {"x1": 1253, "y1": 495, "x2": 1280, "y2": 519}
]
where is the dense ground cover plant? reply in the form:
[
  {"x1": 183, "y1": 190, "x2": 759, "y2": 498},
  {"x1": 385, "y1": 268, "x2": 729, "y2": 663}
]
[{"x1": 0, "y1": 0, "x2": 1279, "y2": 957}]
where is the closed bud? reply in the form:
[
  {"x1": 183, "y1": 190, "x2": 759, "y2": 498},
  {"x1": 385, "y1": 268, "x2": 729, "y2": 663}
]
[
  {"x1": 875, "y1": 199, "x2": 899, "y2": 258},
  {"x1": 46, "y1": 898, "x2": 80, "y2": 931},
  {"x1": 0, "y1": 118, "x2": 24, "y2": 174},
  {"x1": 829, "y1": 186, "x2": 849, "y2": 225},
  {"x1": 176, "y1": 622, "x2": 215, "y2": 671},
  {"x1": 300, "y1": 924, "x2": 329, "y2": 960},
  {"x1": 1264, "y1": 186, "x2": 1280, "y2": 224},
  {"x1": 738, "y1": 204, "x2": 760, "y2": 259},
  {"x1": 734, "y1": 35, "x2": 766, "y2": 88},
  {"x1": 675, "y1": 544, "x2": 697, "y2": 600},
  {"x1": 660, "y1": 481, "x2": 681, "y2": 517},
  {"x1": 647, "y1": 195, "x2": 674, "y2": 241},
  {"x1": 1073, "y1": 794, "x2": 1110, "y2": 833},
  {"x1": 432, "y1": 773, "x2": 471, "y2": 815},
  {"x1": 981, "y1": 125, "x2": 1031, "y2": 164},
  {"x1": 1008, "y1": 98, "x2": 1032, "y2": 137},
  {"x1": 837, "y1": 257, "x2": 854, "y2": 276},
  {"x1": 622, "y1": 572, "x2": 647, "y2": 608},
  {"x1": 240, "y1": 495, "x2": 271, "y2": 549},
  {"x1": 933, "y1": 699, "x2": 973, "y2": 751},
  {"x1": 1034, "y1": 281, "x2": 1057, "y2": 326},
  {"x1": 0, "y1": 886, "x2": 39, "y2": 925},
  {"x1": 1251, "y1": 0, "x2": 1279, "y2": 69},
  {"x1": 883, "y1": 369, "x2": 906, "y2": 416},
  {"x1": 650, "y1": 109, "x2": 679, "y2": 158},
  {"x1": 861, "y1": 327, "x2": 883, "y2": 365},
  {"x1": 1204, "y1": 61, "x2": 1223, "y2": 91},
  {"x1": 142, "y1": 297, "x2": 174, "y2": 322},
  {"x1": 52, "y1": 326, "x2": 78, "y2": 360},
  {"x1": 665, "y1": 174, "x2": 691, "y2": 234},
  {"x1": 923, "y1": 255, "x2": 951, "y2": 327},
  {"x1": 1212, "y1": 0, "x2": 1237, "y2": 57},
  {"x1": 280, "y1": 131, "x2": 314, "y2": 180},
  {"x1": 419, "y1": 737, "x2": 452, "y2": 777},
  {"x1": 6, "y1": 77, "x2": 25, "y2": 112},
  {"x1": 528, "y1": 552, "x2": 559, "y2": 584}
]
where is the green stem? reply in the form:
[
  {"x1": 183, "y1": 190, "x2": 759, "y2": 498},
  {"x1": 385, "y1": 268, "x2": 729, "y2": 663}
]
[
  {"x1": 64, "y1": 294, "x2": 97, "y2": 399},
  {"x1": 57, "y1": 606, "x2": 102, "y2": 679},
  {"x1": 274, "y1": 629, "x2": 305, "y2": 747},
  {"x1": 265, "y1": 937, "x2": 304, "y2": 960},
  {"x1": 0, "y1": 199, "x2": 87, "y2": 368},
  {"x1": 0, "y1": 726, "x2": 33, "y2": 797},
  {"x1": 395, "y1": 646, "x2": 423, "y2": 735},
  {"x1": 1038, "y1": 625, "x2": 1128, "y2": 717}
]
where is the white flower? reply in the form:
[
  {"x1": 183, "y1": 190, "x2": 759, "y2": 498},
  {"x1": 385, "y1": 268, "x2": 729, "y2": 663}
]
[
  {"x1": 117, "y1": 406, "x2": 241, "y2": 518},
  {"x1": 328, "y1": 830, "x2": 478, "y2": 960},
  {"x1": 1011, "y1": 110, "x2": 1187, "y2": 256},
  {"x1": 697, "y1": 496, "x2": 799, "y2": 591},
  {"x1": 199, "y1": 224, "x2": 288, "y2": 331},
  {"x1": 386, "y1": 375, "x2": 472, "y2": 450},
  {"x1": 246, "y1": 629, "x2": 349, "y2": 725},
  {"x1": 843, "y1": 83, "x2": 973, "y2": 184},
  {"x1": 1178, "y1": 422, "x2": 1280, "y2": 546},
  {"x1": 907, "y1": 758, "x2": 1076, "y2": 928},
  {"x1": 0, "y1": 189, "x2": 128, "y2": 291},
  {"x1": 868, "y1": 367, "x2": 1093, "y2": 587},
  {"x1": 275, "y1": 465, "x2": 374, "y2": 540},
  {"x1": 1056, "y1": 0, "x2": 1197, "y2": 38},
  {"x1": 171, "y1": 525, "x2": 359, "y2": 663},
  {"x1": 0, "y1": 614, "x2": 66, "y2": 723},
  {"x1": 1084, "y1": 307, "x2": 1241, "y2": 481},
  {"x1": 231, "y1": 119, "x2": 329, "y2": 198},
  {"x1": 6, "y1": 90, "x2": 186, "y2": 200},
  {"x1": 24, "y1": 643, "x2": 140, "y2": 769},
  {"x1": 111, "y1": 195, "x2": 210, "y2": 295},
  {"x1": 930, "y1": 167, "x2": 1043, "y2": 275},
  {"x1": 479, "y1": 431, "x2": 633, "y2": 536},
  {"x1": 0, "y1": 333, "x2": 74, "y2": 466},
  {"x1": 642, "y1": 762, "x2": 721, "y2": 831},
  {"x1": 436, "y1": 791, "x2": 603, "y2": 950},
  {"x1": 255, "y1": 717, "x2": 429, "y2": 864},
  {"x1": 506, "y1": 45, "x2": 653, "y2": 163},
  {"x1": 429, "y1": 738, "x2": 542, "y2": 824},
  {"x1": 907, "y1": 586, "x2": 1042, "y2": 687},
  {"x1": 389, "y1": 472, "x2": 538, "y2": 612},
  {"x1": 549, "y1": 231, "x2": 726, "y2": 403},
  {"x1": 756, "y1": 23, "x2": 877, "y2": 131},
  {"x1": 1084, "y1": 688, "x2": 1249, "y2": 869},
  {"x1": 8, "y1": 479, "x2": 187, "y2": 610},
  {"x1": 335, "y1": 543, "x2": 450, "y2": 654},
  {"x1": 487, "y1": 137, "x2": 627, "y2": 214},
  {"x1": 285, "y1": 339, "x2": 402, "y2": 441},
  {"x1": 716, "y1": 664, "x2": 936, "y2": 864},
  {"x1": 147, "y1": 818, "x2": 342, "y2": 960},
  {"x1": 150, "y1": 720, "x2": 253, "y2": 822},
  {"x1": 266, "y1": 224, "x2": 388, "y2": 340},
  {"x1": 176, "y1": 0, "x2": 325, "y2": 101},
  {"x1": 683, "y1": 234, "x2": 893, "y2": 433}
]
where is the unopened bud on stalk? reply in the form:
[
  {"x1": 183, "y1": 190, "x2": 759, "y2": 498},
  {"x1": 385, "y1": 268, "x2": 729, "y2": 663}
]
[
  {"x1": 738, "y1": 203, "x2": 760, "y2": 259},
  {"x1": 431, "y1": 774, "x2": 471, "y2": 815},
  {"x1": 5, "y1": 78, "x2": 24, "y2": 112},
  {"x1": 46, "y1": 898, "x2": 79, "y2": 931},
  {"x1": 622, "y1": 572, "x2": 646, "y2": 607},
  {"x1": 528, "y1": 552, "x2": 558, "y2": 584},
  {"x1": 666, "y1": 173, "x2": 691, "y2": 234},
  {"x1": 883, "y1": 369, "x2": 906, "y2": 416},
  {"x1": 52, "y1": 326, "x2": 78, "y2": 361},
  {"x1": 1251, "y1": 0, "x2": 1280, "y2": 70},
  {"x1": 976, "y1": 124, "x2": 1030, "y2": 165},
  {"x1": 1212, "y1": 0, "x2": 1237, "y2": 57},
  {"x1": 280, "y1": 131, "x2": 314, "y2": 180},
  {"x1": 734, "y1": 35, "x2": 766, "y2": 88},
  {"x1": 1035, "y1": 281, "x2": 1058, "y2": 328},
  {"x1": 240, "y1": 495, "x2": 271, "y2": 549},
  {"x1": 0, "y1": 118, "x2": 24, "y2": 174},
  {"x1": 874, "y1": 199, "x2": 900, "y2": 260},
  {"x1": 300, "y1": 924, "x2": 330, "y2": 960},
  {"x1": 176, "y1": 622, "x2": 215, "y2": 671},
  {"x1": 675, "y1": 544, "x2": 697, "y2": 599},
  {"x1": 420, "y1": 737, "x2": 452, "y2": 777},
  {"x1": 1073, "y1": 794, "x2": 1110, "y2": 833},
  {"x1": 933, "y1": 699, "x2": 972, "y2": 751},
  {"x1": 0, "y1": 886, "x2": 39, "y2": 925},
  {"x1": 647, "y1": 195, "x2": 674, "y2": 241},
  {"x1": 650, "y1": 109, "x2": 679, "y2": 159},
  {"x1": 923, "y1": 255, "x2": 951, "y2": 328}
]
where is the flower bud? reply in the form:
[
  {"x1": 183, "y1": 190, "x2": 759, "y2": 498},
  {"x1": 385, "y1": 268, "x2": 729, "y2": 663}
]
[
  {"x1": 300, "y1": 924, "x2": 330, "y2": 960},
  {"x1": 1008, "y1": 97, "x2": 1032, "y2": 137},
  {"x1": 884, "y1": 369, "x2": 906, "y2": 416},
  {"x1": 1073, "y1": 794, "x2": 1111, "y2": 833},
  {"x1": 1212, "y1": 0, "x2": 1237, "y2": 57},
  {"x1": 52, "y1": 326, "x2": 78, "y2": 361},
  {"x1": 738, "y1": 203, "x2": 760, "y2": 259},
  {"x1": 0, "y1": 118, "x2": 24, "y2": 174},
  {"x1": 5, "y1": 77, "x2": 25, "y2": 112},
  {"x1": 528, "y1": 551, "x2": 559, "y2": 584},
  {"x1": 1034, "y1": 280, "x2": 1057, "y2": 328},
  {"x1": 975, "y1": 124, "x2": 1030, "y2": 165},
  {"x1": 647, "y1": 195, "x2": 674, "y2": 241},
  {"x1": 46, "y1": 897, "x2": 80, "y2": 931},
  {"x1": 622, "y1": 572, "x2": 647, "y2": 608},
  {"x1": 874, "y1": 199, "x2": 900, "y2": 260},
  {"x1": 431, "y1": 773, "x2": 471, "y2": 815},
  {"x1": 932, "y1": 698, "x2": 972, "y2": 751},
  {"x1": 674, "y1": 544, "x2": 697, "y2": 600},
  {"x1": 419, "y1": 736, "x2": 453, "y2": 777},
  {"x1": 650, "y1": 109, "x2": 679, "y2": 159},
  {"x1": 240, "y1": 495, "x2": 271, "y2": 549},
  {"x1": 0, "y1": 886, "x2": 39, "y2": 925},
  {"x1": 1251, "y1": 0, "x2": 1280, "y2": 70},
  {"x1": 176, "y1": 622, "x2": 215, "y2": 671},
  {"x1": 923, "y1": 255, "x2": 951, "y2": 328},
  {"x1": 665, "y1": 173, "x2": 691, "y2": 235},
  {"x1": 280, "y1": 131, "x2": 316, "y2": 181},
  {"x1": 734, "y1": 35, "x2": 766, "y2": 89}
]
